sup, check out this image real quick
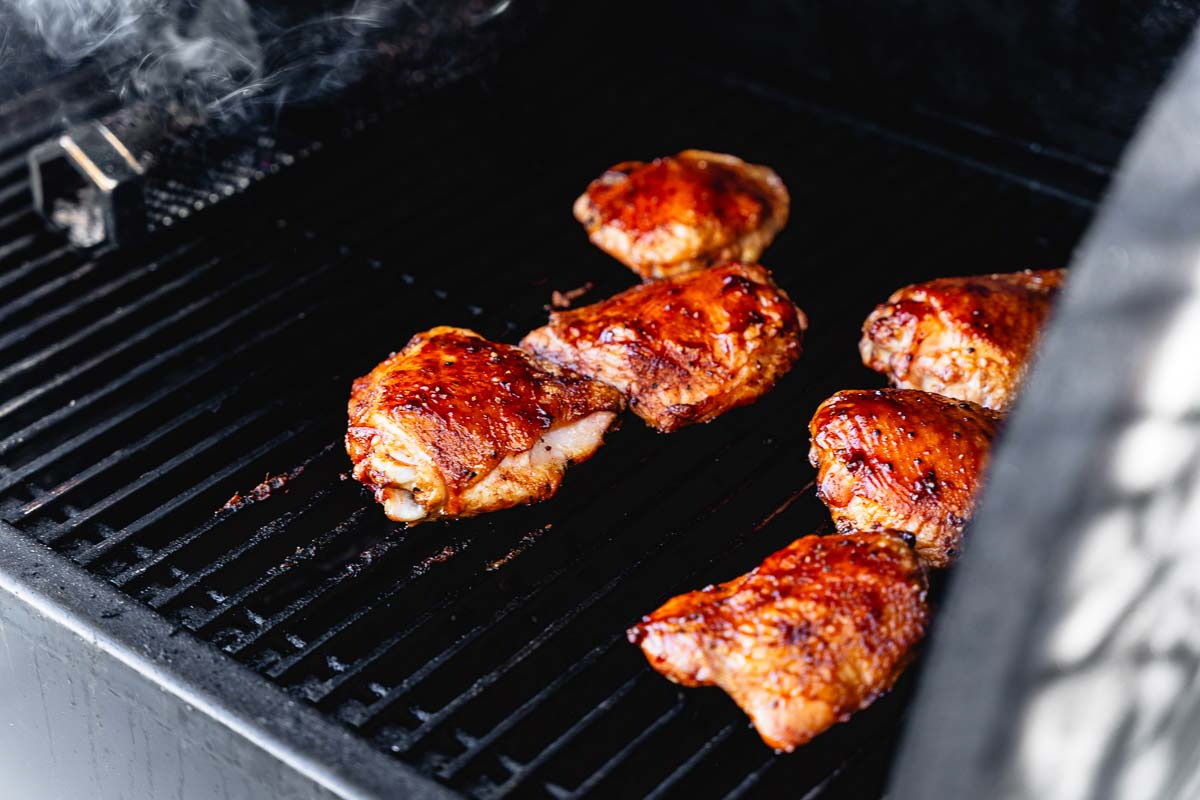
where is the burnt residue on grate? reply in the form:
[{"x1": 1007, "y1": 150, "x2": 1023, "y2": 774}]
[
  {"x1": 221, "y1": 458, "x2": 318, "y2": 515},
  {"x1": 0, "y1": 54, "x2": 1095, "y2": 800}
]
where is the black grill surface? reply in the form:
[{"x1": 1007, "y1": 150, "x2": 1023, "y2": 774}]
[{"x1": 0, "y1": 46, "x2": 1098, "y2": 799}]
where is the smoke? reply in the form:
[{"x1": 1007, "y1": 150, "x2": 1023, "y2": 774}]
[
  {"x1": 7, "y1": 0, "x2": 155, "y2": 63},
  {"x1": 3, "y1": 0, "x2": 485, "y2": 120}
]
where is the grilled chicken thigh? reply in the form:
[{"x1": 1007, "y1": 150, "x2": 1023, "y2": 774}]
[
  {"x1": 629, "y1": 532, "x2": 928, "y2": 751},
  {"x1": 809, "y1": 390, "x2": 1002, "y2": 568},
  {"x1": 346, "y1": 327, "x2": 623, "y2": 523},
  {"x1": 574, "y1": 150, "x2": 789, "y2": 280},
  {"x1": 860, "y1": 269, "x2": 1065, "y2": 411},
  {"x1": 521, "y1": 263, "x2": 805, "y2": 433}
]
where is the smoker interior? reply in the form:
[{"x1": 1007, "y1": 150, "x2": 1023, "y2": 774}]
[{"x1": 0, "y1": 17, "x2": 1102, "y2": 800}]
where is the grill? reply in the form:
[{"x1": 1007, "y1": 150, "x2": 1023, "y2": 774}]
[{"x1": 0, "y1": 12, "x2": 1104, "y2": 799}]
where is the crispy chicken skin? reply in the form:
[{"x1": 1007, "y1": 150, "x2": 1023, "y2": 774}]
[
  {"x1": 860, "y1": 269, "x2": 1065, "y2": 411},
  {"x1": 629, "y1": 532, "x2": 928, "y2": 751},
  {"x1": 520, "y1": 263, "x2": 805, "y2": 433},
  {"x1": 809, "y1": 390, "x2": 1002, "y2": 568},
  {"x1": 346, "y1": 327, "x2": 623, "y2": 523},
  {"x1": 574, "y1": 150, "x2": 789, "y2": 280}
]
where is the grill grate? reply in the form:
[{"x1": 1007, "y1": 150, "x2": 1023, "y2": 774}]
[{"x1": 0, "y1": 54, "x2": 1095, "y2": 799}]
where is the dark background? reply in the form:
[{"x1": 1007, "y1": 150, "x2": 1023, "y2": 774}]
[
  {"x1": 637, "y1": 1, "x2": 1198, "y2": 168},
  {"x1": 5, "y1": 1, "x2": 1195, "y2": 169}
]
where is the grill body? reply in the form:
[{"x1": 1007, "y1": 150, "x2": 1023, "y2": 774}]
[
  {"x1": 0, "y1": 531, "x2": 446, "y2": 799},
  {"x1": 0, "y1": 4, "x2": 1174, "y2": 798}
]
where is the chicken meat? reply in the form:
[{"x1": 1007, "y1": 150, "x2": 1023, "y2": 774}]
[
  {"x1": 574, "y1": 150, "x2": 789, "y2": 280},
  {"x1": 860, "y1": 269, "x2": 1065, "y2": 411},
  {"x1": 809, "y1": 389, "x2": 1002, "y2": 568},
  {"x1": 346, "y1": 327, "x2": 624, "y2": 523},
  {"x1": 629, "y1": 531, "x2": 928, "y2": 751},
  {"x1": 521, "y1": 262, "x2": 805, "y2": 433}
]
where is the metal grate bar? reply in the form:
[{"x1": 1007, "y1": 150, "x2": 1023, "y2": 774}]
[
  {"x1": 0, "y1": 257, "x2": 103, "y2": 328},
  {"x1": 69, "y1": 420, "x2": 328, "y2": 570},
  {"x1": 435, "y1": 629, "x2": 631, "y2": 777},
  {"x1": 720, "y1": 753, "x2": 777, "y2": 800},
  {"x1": 0, "y1": 239, "x2": 205, "y2": 353},
  {"x1": 261, "y1": 528, "x2": 525, "y2": 683},
  {"x1": 11, "y1": 377, "x2": 254, "y2": 516},
  {"x1": 1, "y1": 169, "x2": 525, "y2": 496},
  {"x1": 0, "y1": 258, "x2": 278, "y2": 422},
  {"x1": 566, "y1": 701, "x2": 689, "y2": 800},
  {"x1": 7, "y1": 260, "x2": 362, "y2": 522},
  {"x1": 0, "y1": 244, "x2": 77, "y2": 297},
  {"x1": 51, "y1": 419, "x2": 320, "y2": 556},
  {"x1": 487, "y1": 671, "x2": 649, "y2": 795},
  {"x1": 0, "y1": 249, "x2": 338, "y2": 455},
  {"x1": 0, "y1": 157, "x2": 32, "y2": 188},
  {"x1": 0, "y1": 232, "x2": 38, "y2": 266},
  {"x1": 643, "y1": 722, "x2": 741, "y2": 800},
  {"x1": 554, "y1": 692, "x2": 739, "y2": 800},
  {"x1": 150, "y1": 472, "x2": 355, "y2": 611},
  {"x1": 35, "y1": 403, "x2": 279, "y2": 540},
  {"x1": 0, "y1": 205, "x2": 37, "y2": 233},
  {"x1": 109, "y1": 444, "x2": 342, "y2": 588},
  {"x1": 218, "y1": 508, "x2": 421, "y2": 658},
  {"x1": 0, "y1": 250, "x2": 219, "y2": 389},
  {"x1": 84, "y1": 442, "x2": 340, "y2": 577},
  {"x1": 187, "y1": 504, "x2": 374, "y2": 636},
  {"x1": 369, "y1": 596, "x2": 623, "y2": 741},
  {"x1": 794, "y1": 761, "x2": 856, "y2": 800},
  {"x1": 0, "y1": 297, "x2": 320, "y2": 497},
  {"x1": 0, "y1": 181, "x2": 29, "y2": 208}
]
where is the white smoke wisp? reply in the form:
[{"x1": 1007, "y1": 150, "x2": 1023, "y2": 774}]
[
  {"x1": 3, "y1": 0, "x2": 443, "y2": 121},
  {"x1": 127, "y1": 0, "x2": 263, "y2": 113},
  {"x1": 6, "y1": 0, "x2": 155, "y2": 63},
  {"x1": 5, "y1": 0, "x2": 265, "y2": 116}
]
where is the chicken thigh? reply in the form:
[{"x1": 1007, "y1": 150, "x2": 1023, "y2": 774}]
[
  {"x1": 521, "y1": 263, "x2": 805, "y2": 432},
  {"x1": 860, "y1": 269, "x2": 1065, "y2": 411},
  {"x1": 346, "y1": 327, "x2": 623, "y2": 523},
  {"x1": 809, "y1": 389, "x2": 1002, "y2": 567},
  {"x1": 574, "y1": 150, "x2": 789, "y2": 280},
  {"x1": 629, "y1": 532, "x2": 928, "y2": 751}
]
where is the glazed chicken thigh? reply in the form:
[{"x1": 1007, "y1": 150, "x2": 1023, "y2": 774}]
[
  {"x1": 574, "y1": 150, "x2": 789, "y2": 280},
  {"x1": 521, "y1": 262, "x2": 805, "y2": 432},
  {"x1": 860, "y1": 269, "x2": 1065, "y2": 411},
  {"x1": 809, "y1": 389, "x2": 1002, "y2": 568},
  {"x1": 629, "y1": 532, "x2": 928, "y2": 751},
  {"x1": 346, "y1": 327, "x2": 623, "y2": 523}
]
